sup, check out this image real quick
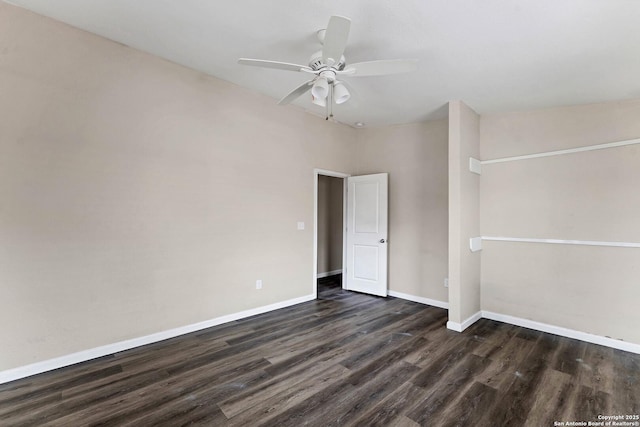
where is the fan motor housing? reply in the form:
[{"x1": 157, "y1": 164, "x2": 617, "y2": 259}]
[{"x1": 308, "y1": 50, "x2": 345, "y2": 71}]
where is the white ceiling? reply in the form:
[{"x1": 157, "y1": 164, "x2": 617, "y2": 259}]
[{"x1": 5, "y1": 0, "x2": 640, "y2": 127}]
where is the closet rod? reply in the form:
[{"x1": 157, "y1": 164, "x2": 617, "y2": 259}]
[{"x1": 482, "y1": 137, "x2": 640, "y2": 165}]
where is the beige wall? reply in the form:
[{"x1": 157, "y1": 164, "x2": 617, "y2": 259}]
[
  {"x1": 355, "y1": 120, "x2": 449, "y2": 302},
  {"x1": 480, "y1": 99, "x2": 640, "y2": 343},
  {"x1": 7, "y1": 0, "x2": 637, "y2": 375},
  {"x1": 0, "y1": 4, "x2": 357, "y2": 370},
  {"x1": 317, "y1": 175, "x2": 343, "y2": 275},
  {"x1": 448, "y1": 101, "x2": 481, "y2": 325}
]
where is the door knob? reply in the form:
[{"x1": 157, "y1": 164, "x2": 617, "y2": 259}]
[{"x1": 380, "y1": 239, "x2": 386, "y2": 243}]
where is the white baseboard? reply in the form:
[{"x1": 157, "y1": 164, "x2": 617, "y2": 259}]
[
  {"x1": 482, "y1": 311, "x2": 640, "y2": 355},
  {"x1": 6, "y1": 294, "x2": 637, "y2": 385},
  {"x1": 446, "y1": 321, "x2": 462, "y2": 332},
  {"x1": 0, "y1": 294, "x2": 315, "y2": 385},
  {"x1": 447, "y1": 311, "x2": 482, "y2": 332},
  {"x1": 444, "y1": 309, "x2": 640, "y2": 354},
  {"x1": 316, "y1": 269, "x2": 342, "y2": 279},
  {"x1": 388, "y1": 290, "x2": 449, "y2": 310}
]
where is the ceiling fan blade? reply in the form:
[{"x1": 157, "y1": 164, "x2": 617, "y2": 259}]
[
  {"x1": 341, "y1": 59, "x2": 419, "y2": 77},
  {"x1": 238, "y1": 58, "x2": 312, "y2": 73},
  {"x1": 278, "y1": 80, "x2": 314, "y2": 105},
  {"x1": 322, "y1": 16, "x2": 351, "y2": 65}
]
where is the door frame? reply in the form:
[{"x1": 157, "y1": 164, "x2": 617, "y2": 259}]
[{"x1": 313, "y1": 169, "x2": 350, "y2": 299}]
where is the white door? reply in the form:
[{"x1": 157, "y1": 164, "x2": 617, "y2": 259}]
[{"x1": 345, "y1": 173, "x2": 388, "y2": 297}]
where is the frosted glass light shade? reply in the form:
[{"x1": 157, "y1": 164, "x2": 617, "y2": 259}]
[
  {"x1": 311, "y1": 77, "x2": 329, "y2": 100},
  {"x1": 312, "y1": 94, "x2": 326, "y2": 107},
  {"x1": 333, "y1": 81, "x2": 350, "y2": 104}
]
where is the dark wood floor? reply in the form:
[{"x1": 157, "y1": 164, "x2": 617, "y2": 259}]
[{"x1": 1, "y1": 275, "x2": 638, "y2": 426}]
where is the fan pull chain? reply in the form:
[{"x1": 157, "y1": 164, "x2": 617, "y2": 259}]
[{"x1": 327, "y1": 83, "x2": 334, "y2": 120}]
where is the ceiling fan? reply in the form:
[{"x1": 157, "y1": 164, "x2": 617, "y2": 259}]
[{"x1": 238, "y1": 16, "x2": 418, "y2": 119}]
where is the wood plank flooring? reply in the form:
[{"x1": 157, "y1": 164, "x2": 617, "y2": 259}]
[{"x1": 1, "y1": 275, "x2": 639, "y2": 426}]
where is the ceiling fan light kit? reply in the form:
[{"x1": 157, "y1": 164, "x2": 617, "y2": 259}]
[{"x1": 238, "y1": 15, "x2": 418, "y2": 121}]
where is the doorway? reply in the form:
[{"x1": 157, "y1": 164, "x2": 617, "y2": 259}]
[{"x1": 313, "y1": 169, "x2": 349, "y2": 298}]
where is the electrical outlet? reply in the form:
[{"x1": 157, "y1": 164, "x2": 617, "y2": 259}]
[
  {"x1": 256, "y1": 279, "x2": 262, "y2": 290},
  {"x1": 444, "y1": 278, "x2": 449, "y2": 288}
]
